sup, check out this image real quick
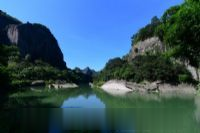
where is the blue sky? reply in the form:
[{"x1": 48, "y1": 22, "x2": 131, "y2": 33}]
[{"x1": 0, "y1": 0, "x2": 183, "y2": 70}]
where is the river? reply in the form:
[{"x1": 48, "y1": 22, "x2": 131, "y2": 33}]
[{"x1": 1, "y1": 87, "x2": 200, "y2": 133}]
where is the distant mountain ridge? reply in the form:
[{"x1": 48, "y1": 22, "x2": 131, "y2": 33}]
[
  {"x1": 82, "y1": 67, "x2": 97, "y2": 77},
  {"x1": 0, "y1": 10, "x2": 66, "y2": 69}
]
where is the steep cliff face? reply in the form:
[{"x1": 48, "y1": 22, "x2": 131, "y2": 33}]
[
  {"x1": 0, "y1": 10, "x2": 21, "y2": 44},
  {"x1": 0, "y1": 10, "x2": 66, "y2": 69},
  {"x1": 128, "y1": 37, "x2": 165, "y2": 61},
  {"x1": 128, "y1": 36, "x2": 200, "y2": 80}
]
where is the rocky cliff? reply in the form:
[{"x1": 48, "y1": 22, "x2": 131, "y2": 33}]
[
  {"x1": 128, "y1": 36, "x2": 200, "y2": 80},
  {"x1": 128, "y1": 37, "x2": 165, "y2": 61},
  {"x1": 0, "y1": 10, "x2": 66, "y2": 69}
]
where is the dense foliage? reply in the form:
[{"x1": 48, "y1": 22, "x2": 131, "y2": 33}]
[
  {"x1": 132, "y1": 16, "x2": 161, "y2": 44},
  {"x1": 127, "y1": 0, "x2": 200, "y2": 83},
  {"x1": 157, "y1": 0, "x2": 200, "y2": 80},
  {"x1": 95, "y1": 55, "x2": 193, "y2": 84},
  {"x1": 0, "y1": 45, "x2": 92, "y2": 90},
  {"x1": 0, "y1": 45, "x2": 11, "y2": 89}
]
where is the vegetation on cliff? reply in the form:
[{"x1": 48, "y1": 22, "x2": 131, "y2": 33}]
[
  {"x1": 0, "y1": 45, "x2": 10, "y2": 89},
  {"x1": 95, "y1": 0, "x2": 200, "y2": 85},
  {"x1": 132, "y1": 16, "x2": 161, "y2": 45},
  {"x1": 0, "y1": 11, "x2": 95, "y2": 90},
  {"x1": 0, "y1": 45, "x2": 93, "y2": 91},
  {"x1": 157, "y1": 0, "x2": 200, "y2": 80},
  {"x1": 134, "y1": 0, "x2": 200, "y2": 76},
  {"x1": 94, "y1": 55, "x2": 193, "y2": 85}
]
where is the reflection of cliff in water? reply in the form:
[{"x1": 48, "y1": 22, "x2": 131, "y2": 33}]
[
  {"x1": 1, "y1": 88, "x2": 200, "y2": 132},
  {"x1": 95, "y1": 89, "x2": 200, "y2": 132},
  {"x1": 195, "y1": 96, "x2": 200, "y2": 124}
]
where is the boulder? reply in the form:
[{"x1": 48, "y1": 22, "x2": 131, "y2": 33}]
[
  {"x1": 89, "y1": 82, "x2": 94, "y2": 88},
  {"x1": 101, "y1": 80, "x2": 133, "y2": 96},
  {"x1": 146, "y1": 81, "x2": 160, "y2": 93}
]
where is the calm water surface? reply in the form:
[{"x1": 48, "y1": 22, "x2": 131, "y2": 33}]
[{"x1": 1, "y1": 87, "x2": 200, "y2": 133}]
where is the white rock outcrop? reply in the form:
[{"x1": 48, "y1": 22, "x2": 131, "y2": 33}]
[
  {"x1": 101, "y1": 80, "x2": 196, "y2": 96},
  {"x1": 49, "y1": 83, "x2": 78, "y2": 90},
  {"x1": 101, "y1": 80, "x2": 133, "y2": 96}
]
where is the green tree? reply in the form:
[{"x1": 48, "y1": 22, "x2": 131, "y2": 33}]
[
  {"x1": 155, "y1": 6, "x2": 180, "y2": 42},
  {"x1": 0, "y1": 45, "x2": 7, "y2": 66},
  {"x1": 163, "y1": 1, "x2": 200, "y2": 80},
  {"x1": 95, "y1": 55, "x2": 193, "y2": 84},
  {"x1": 132, "y1": 16, "x2": 161, "y2": 44},
  {"x1": 0, "y1": 45, "x2": 10, "y2": 89},
  {"x1": 105, "y1": 58, "x2": 125, "y2": 70}
]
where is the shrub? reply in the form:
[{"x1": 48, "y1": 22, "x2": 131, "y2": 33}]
[
  {"x1": 95, "y1": 55, "x2": 193, "y2": 84},
  {"x1": 178, "y1": 74, "x2": 192, "y2": 83},
  {"x1": 0, "y1": 45, "x2": 79, "y2": 88},
  {"x1": 11, "y1": 80, "x2": 31, "y2": 88}
]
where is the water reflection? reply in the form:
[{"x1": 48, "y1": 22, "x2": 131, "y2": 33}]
[
  {"x1": 60, "y1": 95, "x2": 136, "y2": 131},
  {"x1": 195, "y1": 96, "x2": 200, "y2": 124},
  {"x1": 96, "y1": 93, "x2": 199, "y2": 132},
  {"x1": 61, "y1": 95, "x2": 105, "y2": 108},
  {"x1": 1, "y1": 87, "x2": 200, "y2": 133},
  {"x1": 61, "y1": 95, "x2": 107, "y2": 130},
  {"x1": 58, "y1": 88, "x2": 200, "y2": 132}
]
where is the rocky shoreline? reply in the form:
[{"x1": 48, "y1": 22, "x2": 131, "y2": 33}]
[
  {"x1": 31, "y1": 80, "x2": 79, "y2": 90},
  {"x1": 48, "y1": 83, "x2": 78, "y2": 90},
  {"x1": 101, "y1": 80, "x2": 197, "y2": 96}
]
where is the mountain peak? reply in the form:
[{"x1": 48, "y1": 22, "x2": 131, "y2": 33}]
[{"x1": 0, "y1": 10, "x2": 66, "y2": 69}]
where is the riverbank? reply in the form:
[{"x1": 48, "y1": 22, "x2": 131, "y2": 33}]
[
  {"x1": 101, "y1": 80, "x2": 197, "y2": 96},
  {"x1": 12, "y1": 80, "x2": 79, "y2": 90}
]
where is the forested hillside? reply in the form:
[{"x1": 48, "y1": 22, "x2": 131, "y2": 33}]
[{"x1": 95, "y1": 0, "x2": 200, "y2": 86}]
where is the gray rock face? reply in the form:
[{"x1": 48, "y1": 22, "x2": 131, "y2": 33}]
[
  {"x1": 127, "y1": 37, "x2": 199, "y2": 80},
  {"x1": 0, "y1": 10, "x2": 66, "y2": 69},
  {"x1": 6, "y1": 24, "x2": 19, "y2": 44},
  {"x1": 128, "y1": 37, "x2": 165, "y2": 61}
]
